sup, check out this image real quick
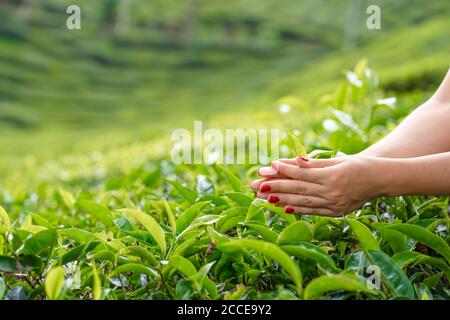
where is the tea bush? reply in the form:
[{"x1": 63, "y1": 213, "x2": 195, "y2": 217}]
[{"x1": 0, "y1": 62, "x2": 449, "y2": 300}]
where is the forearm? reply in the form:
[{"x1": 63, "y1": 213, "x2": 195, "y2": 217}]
[
  {"x1": 359, "y1": 69, "x2": 450, "y2": 158},
  {"x1": 373, "y1": 152, "x2": 450, "y2": 196}
]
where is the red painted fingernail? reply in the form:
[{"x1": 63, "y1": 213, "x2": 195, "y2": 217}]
[
  {"x1": 297, "y1": 156, "x2": 309, "y2": 162},
  {"x1": 260, "y1": 185, "x2": 271, "y2": 193},
  {"x1": 268, "y1": 195, "x2": 279, "y2": 203},
  {"x1": 285, "y1": 207, "x2": 294, "y2": 214}
]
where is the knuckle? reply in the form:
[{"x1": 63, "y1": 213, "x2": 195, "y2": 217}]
[
  {"x1": 330, "y1": 205, "x2": 345, "y2": 217},
  {"x1": 328, "y1": 174, "x2": 339, "y2": 185},
  {"x1": 328, "y1": 193, "x2": 338, "y2": 202},
  {"x1": 331, "y1": 211, "x2": 341, "y2": 217},
  {"x1": 295, "y1": 169, "x2": 306, "y2": 180},
  {"x1": 326, "y1": 168, "x2": 341, "y2": 183},
  {"x1": 295, "y1": 182, "x2": 306, "y2": 195},
  {"x1": 302, "y1": 197, "x2": 313, "y2": 206}
]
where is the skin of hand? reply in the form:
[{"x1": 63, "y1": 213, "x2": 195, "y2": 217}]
[
  {"x1": 252, "y1": 152, "x2": 450, "y2": 216},
  {"x1": 359, "y1": 68, "x2": 450, "y2": 158},
  {"x1": 249, "y1": 69, "x2": 450, "y2": 217},
  {"x1": 251, "y1": 156, "x2": 385, "y2": 216}
]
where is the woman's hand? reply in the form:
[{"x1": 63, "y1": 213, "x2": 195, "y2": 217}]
[{"x1": 251, "y1": 155, "x2": 385, "y2": 216}]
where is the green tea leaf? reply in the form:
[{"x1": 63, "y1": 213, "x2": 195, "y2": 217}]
[
  {"x1": 57, "y1": 188, "x2": 75, "y2": 210},
  {"x1": 378, "y1": 228, "x2": 408, "y2": 254},
  {"x1": 29, "y1": 213, "x2": 52, "y2": 228},
  {"x1": 91, "y1": 265, "x2": 102, "y2": 300},
  {"x1": 0, "y1": 277, "x2": 5, "y2": 299},
  {"x1": 45, "y1": 266, "x2": 65, "y2": 300},
  {"x1": 60, "y1": 242, "x2": 100, "y2": 265},
  {"x1": 219, "y1": 239, "x2": 303, "y2": 295},
  {"x1": 110, "y1": 263, "x2": 157, "y2": 278},
  {"x1": 90, "y1": 249, "x2": 116, "y2": 264},
  {"x1": 347, "y1": 219, "x2": 379, "y2": 251},
  {"x1": 246, "y1": 199, "x2": 266, "y2": 223},
  {"x1": 250, "y1": 199, "x2": 296, "y2": 224},
  {"x1": 0, "y1": 205, "x2": 10, "y2": 234},
  {"x1": 167, "y1": 180, "x2": 198, "y2": 204},
  {"x1": 21, "y1": 229, "x2": 57, "y2": 255},
  {"x1": 119, "y1": 209, "x2": 166, "y2": 255},
  {"x1": 127, "y1": 246, "x2": 158, "y2": 266},
  {"x1": 365, "y1": 250, "x2": 415, "y2": 299},
  {"x1": 59, "y1": 228, "x2": 98, "y2": 244},
  {"x1": 179, "y1": 215, "x2": 221, "y2": 237},
  {"x1": 304, "y1": 274, "x2": 375, "y2": 299},
  {"x1": 219, "y1": 216, "x2": 243, "y2": 233},
  {"x1": 77, "y1": 200, "x2": 114, "y2": 228},
  {"x1": 413, "y1": 255, "x2": 450, "y2": 279},
  {"x1": 245, "y1": 223, "x2": 278, "y2": 243},
  {"x1": 392, "y1": 251, "x2": 421, "y2": 268},
  {"x1": 289, "y1": 133, "x2": 307, "y2": 156},
  {"x1": 224, "y1": 193, "x2": 253, "y2": 207},
  {"x1": 0, "y1": 255, "x2": 42, "y2": 272},
  {"x1": 385, "y1": 224, "x2": 450, "y2": 261},
  {"x1": 163, "y1": 200, "x2": 177, "y2": 234},
  {"x1": 278, "y1": 221, "x2": 313, "y2": 243},
  {"x1": 281, "y1": 241, "x2": 339, "y2": 271},
  {"x1": 176, "y1": 201, "x2": 210, "y2": 234},
  {"x1": 332, "y1": 109, "x2": 366, "y2": 141},
  {"x1": 216, "y1": 165, "x2": 243, "y2": 192},
  {"x1": 164, "y1": 255, "x2": 197, "y2": 279},
  {"x1": 0, "y1": 256, "x2": 16, "y2": 272}
]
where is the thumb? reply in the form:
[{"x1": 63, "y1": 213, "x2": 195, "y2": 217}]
[{"x1": 295, "y1": 155, "x2": 344, "y2": 168}]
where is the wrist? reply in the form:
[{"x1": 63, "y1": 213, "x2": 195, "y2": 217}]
[
  {"x1": 361, "y1": 156, "x2": 400, "y2": 198},
  {"x1": 371, "y1": 157, "x2": 408, "y2": 197}
]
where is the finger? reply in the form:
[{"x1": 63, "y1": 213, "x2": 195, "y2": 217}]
[
  {"x1": 278, "y1": 158, "x2": 298, "y2": 165},
  {"x1": 259, "y1": 179, "x2": 324, "y2": 197},
  {"x1": 265, "y1": 193, "x2": 328, "y2": 207},
  {"x1": 252, "y1": 177, "x2": 292, "y2": 191},
  {"x1": 251, "y1": 179, "x2": 265, "y2": 190},
  {"x1": 295, "y1": 156, "x2": 345, "y2": 168},
  {"x1": 257, "y1": 166, "x2": 285, "y2": 178},
  {"x1": 283, "y1": 205, "x2": 337, "y2": 217},
  {"x1": 256, "y1": 191, "x2": 269, "y2": 200},
  {"x1": 271, "y1": 161, "x2": 322, "y2": 182}
]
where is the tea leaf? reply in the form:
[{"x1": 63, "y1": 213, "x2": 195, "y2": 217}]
[
  {"x1": 347, "y1": 219, "x2": 379, "y2": 251},
  {"x1": 281, "y1": 241, "x2": 339, "y2": 271},
  {"x1": 21, "y1": 229, "x2": 57, "y2": 255},
  {"x1": 91, "y1": 265, "x2": 102, "y2": 300},
  {"x1": 45, "y1": 266, "x2": 65, "y2": 300},
  {"x1": 219, "y1": 239, "x2": 303, "y2": 295},
  {"x1": 77, "y1": 200, "x2": 114, "y2": 228},
  {"x1": 245, "y1": 223, "x2": 278, "y2": 243},
  {"x1": 304, "y1": 274, "x2": 375, "y2": 299},
  {"x1": 167, "y1": 180, "x2": 198, "y2": 204},
  {"x1": 110, "y1": 263, "x2": 158, "y2": 278},
  {"x1": 176, "y1": 201, "x2": 210, "y2": 234},
  {"x1": 59, "y1": 228, "x2": 98, "y2": 244},
  {"x1": 0, "y1": 206, "x2": 10, "y2": 234},
  {"x1": 278, "y1": 221, "x2": 313, "y2": 243},
  {"x1": 216, "y1": 165, "x2": 243, "y2": 192},
  {"x1": 385, "y1": 224, "x2": 450, "y2": 261},
  {"x1": 365, "y1": 250, "x2": 415, "y2": 299},
  {"x1": 119, "y1": 209, "x2": 166, "y2": 255},
  {"x1": 163, "y1": 200, "x2": 177, "y2": 234},
  {"x1": 288, "y1": 133, "x2": 307, "y2": 156}
]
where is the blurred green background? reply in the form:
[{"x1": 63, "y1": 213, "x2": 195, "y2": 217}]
[{"x1": 0, "y1": 0, "x2": 449, "y2": 172}]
